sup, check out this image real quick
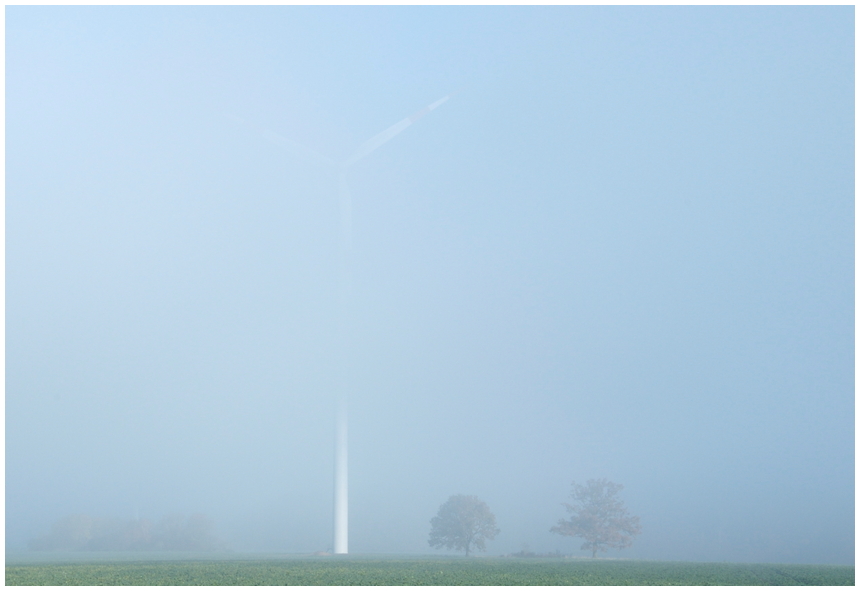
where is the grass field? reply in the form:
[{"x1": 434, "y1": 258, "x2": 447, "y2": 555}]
[{"x1": 5, "y1": 554, "x2": 854, "y2": 586}]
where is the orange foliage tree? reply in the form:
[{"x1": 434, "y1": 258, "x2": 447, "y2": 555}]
[{"x1": 551, "y1": 479, "x2": 641, "y2": 558}]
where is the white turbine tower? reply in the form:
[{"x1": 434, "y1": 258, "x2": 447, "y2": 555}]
[{"x1": 227, "y1": 93, "x2": 455, "y2": 554}]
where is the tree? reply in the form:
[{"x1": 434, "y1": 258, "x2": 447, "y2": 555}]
[
  {"x1": 28, "y1": 513, "x2": 225, "y2": 552},
  {"x1": 428, "y1": 494, "x2": 500, "y2": 556},
  {"x1": 551, "y1": 479, "x2": 641, "y2": 558}
]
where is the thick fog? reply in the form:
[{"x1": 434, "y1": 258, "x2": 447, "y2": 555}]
[{"x1": 6, "y1": 7, "x2": 854, "y2": 564}]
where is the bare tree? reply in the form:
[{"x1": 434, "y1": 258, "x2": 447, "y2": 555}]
[
  {"x1": 551, "y1": 479, "x2": 641, "y2": 558},
  {"x1": 429, "y1": 494, "x2": 499, "y2": 557}
]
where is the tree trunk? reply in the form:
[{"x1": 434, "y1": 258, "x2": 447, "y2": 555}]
[{"x1": 592, "y1": 547, "x2": 597, "y2": 558}]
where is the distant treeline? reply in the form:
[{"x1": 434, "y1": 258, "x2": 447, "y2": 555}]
[{"x1": 29, "y1": 513, "x2": 227, "y2": 552}]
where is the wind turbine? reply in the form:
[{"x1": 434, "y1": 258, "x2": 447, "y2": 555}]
[{"x1": 227, "y1": 92, "x2": 456, "y2": 554}]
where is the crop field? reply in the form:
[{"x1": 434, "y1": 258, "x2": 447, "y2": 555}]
[{"x1": 5, "y1": 555, "x2": 854, "y2": 586}]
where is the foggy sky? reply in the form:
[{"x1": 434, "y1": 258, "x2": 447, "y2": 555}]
[{"x1": 6, "y1": 6, "x2": 854, "y2": 564}]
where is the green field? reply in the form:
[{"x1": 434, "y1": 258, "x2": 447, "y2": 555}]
[{"x1": 5, "y1": 555, "x2": 854, "y2": 586}]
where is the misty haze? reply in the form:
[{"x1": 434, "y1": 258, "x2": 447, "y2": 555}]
[{"x1": 6, "y1": 6, "x2": 854, "y2": 568}]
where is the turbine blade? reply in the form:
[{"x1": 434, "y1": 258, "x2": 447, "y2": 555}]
[
  {"x1": 221, "y1": 110, "x2": 334, "y2": 167},
  {"x1": 338, "y1": 170, "x2": 352, "y2": 252},
  {"x1": 343, "y1": 92, "x2": 455, "y2": 168}
]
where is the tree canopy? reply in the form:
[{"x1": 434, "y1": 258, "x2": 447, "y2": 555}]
[
  {"x1": 28, "y1": 513, "x2": 226, "y2": 552},
  {"x1": 428, "y1": 494, "x2": 499, "y2": 556},
  {"x1": 551, "y1": 479, "x2": 641, "y2": 558}
]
